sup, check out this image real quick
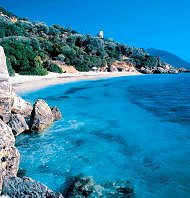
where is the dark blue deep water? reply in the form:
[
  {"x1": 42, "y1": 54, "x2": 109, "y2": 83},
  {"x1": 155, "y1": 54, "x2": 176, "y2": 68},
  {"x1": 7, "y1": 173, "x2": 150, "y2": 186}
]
[{"x1": 17, "y1": 74, "x2": 190, "y2": 197}]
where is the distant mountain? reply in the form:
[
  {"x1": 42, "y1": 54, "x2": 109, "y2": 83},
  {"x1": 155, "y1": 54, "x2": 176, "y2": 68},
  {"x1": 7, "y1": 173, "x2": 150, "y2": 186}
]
[{"x1": 146, "y1": 48, "x2": 190, "y2": 68}]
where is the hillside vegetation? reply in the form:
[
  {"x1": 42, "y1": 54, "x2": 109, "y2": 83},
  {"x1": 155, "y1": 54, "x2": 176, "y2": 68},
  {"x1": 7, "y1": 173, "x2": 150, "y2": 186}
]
[{"x1": 0, "y1": 7, "x2": 159, "y2": 76}]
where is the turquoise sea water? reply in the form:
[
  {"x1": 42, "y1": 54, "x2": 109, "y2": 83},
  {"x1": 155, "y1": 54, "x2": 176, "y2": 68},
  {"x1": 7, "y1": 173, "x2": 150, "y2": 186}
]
[{"x1": 17, "y1": 74, "x2": 190, "y2": 197}]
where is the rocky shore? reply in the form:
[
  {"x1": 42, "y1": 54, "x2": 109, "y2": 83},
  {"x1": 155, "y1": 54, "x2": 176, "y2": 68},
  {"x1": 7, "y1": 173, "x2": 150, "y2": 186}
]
[
  {"x1": 0, "y1": 46, "x2": 135, "y2": 197},
  {"x1": 138, "y1": 63, "x2": 190, "y2": 74},
  {"x1": 0, "y1": 46, "x2": 63, "y2": 197}
]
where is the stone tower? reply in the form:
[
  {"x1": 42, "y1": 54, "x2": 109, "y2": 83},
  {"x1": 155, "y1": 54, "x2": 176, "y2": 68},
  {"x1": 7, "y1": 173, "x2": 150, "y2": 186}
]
[{"x1": 97, "y1": 31, "x2": 104, "y2": 39}]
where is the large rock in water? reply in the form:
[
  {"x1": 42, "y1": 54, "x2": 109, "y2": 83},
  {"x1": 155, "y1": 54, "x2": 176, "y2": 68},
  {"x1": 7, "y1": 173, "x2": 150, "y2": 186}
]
[
  {"x1": 30, "y1": 99, "x2": 54, "y2": 131},
  {"x1": 0, "y1": 119, "x2": 20, "y2": 193},
  {"x1": 0, "y1": 46, "x2": 13, "y2": 122},
  {"x1": 11, "y1": 96, "x2": 32, "y2": 116},
  {"x1": 51, "y1": 106, "x2": 62, "y2": 121},
  {"x1": 2, "y1": 177, "x2": 63, "y2": 198}
]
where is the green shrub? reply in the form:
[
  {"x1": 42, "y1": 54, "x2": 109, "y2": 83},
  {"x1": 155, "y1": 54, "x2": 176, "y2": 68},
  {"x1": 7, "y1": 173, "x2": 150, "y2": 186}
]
[
  {"x1": 19, "y1": 67, "x2": 48, "y2": 75},
  {"x1": 49, "y1": 26, "x2": 61, "y2": 36},
  {"x1": 0, "y1": 20, "x2": 24, "y2": 38},
  {"x1": 6, "y1": 59, "x2": 15, "y2": 76},
  {"x1": 43, "y1": 60, "x2": 63, "y2": 73},
  {"x1": 52, "y1": 24, "x2": 65, "y2": 34},
  {"x1": 62, "y1": 45, "x2": 77, "y2": 65},
  {"x1": 0, "y1": 37, "x2": 47, "y2": 75},
  {"x1": 56, "y1": 54, "x2": 65, "y2": 62},
  {"x1": 34, "y1": 22, "x2": 49, "y2": 34}
]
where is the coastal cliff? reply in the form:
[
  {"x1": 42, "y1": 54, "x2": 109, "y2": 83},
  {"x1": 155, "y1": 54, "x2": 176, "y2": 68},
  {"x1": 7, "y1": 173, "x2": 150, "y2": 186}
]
[
  {"x1": 0, "y1": 46, "x2": 14, "y2": 122},
  {"x1": 0, "y1": 46, "x2": 63, "y2": 197},
  {"x1": 0, "y1": 119, "x2": 19, "y2": 194},
  {"x1": 0, "y1": 46, "x2": 19, "y2": 193}
]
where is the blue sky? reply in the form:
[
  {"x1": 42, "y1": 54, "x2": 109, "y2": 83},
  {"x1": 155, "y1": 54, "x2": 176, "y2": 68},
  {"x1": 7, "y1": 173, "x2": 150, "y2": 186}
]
[{"x1": 1, "y1": 0, "x2": 190, "y2": 60}]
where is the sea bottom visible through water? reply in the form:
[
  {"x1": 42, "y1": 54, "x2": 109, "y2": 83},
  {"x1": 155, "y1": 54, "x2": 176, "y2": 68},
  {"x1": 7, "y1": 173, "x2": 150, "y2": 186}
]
[{"x1": 16, "y1": 74, "x2": 190, "y2": 198}]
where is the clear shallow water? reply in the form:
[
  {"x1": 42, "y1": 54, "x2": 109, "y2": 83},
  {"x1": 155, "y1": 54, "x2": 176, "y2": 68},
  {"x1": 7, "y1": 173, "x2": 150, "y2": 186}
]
[{"x1": 17, "y1": 74, "x2": 190, "y2": 197}]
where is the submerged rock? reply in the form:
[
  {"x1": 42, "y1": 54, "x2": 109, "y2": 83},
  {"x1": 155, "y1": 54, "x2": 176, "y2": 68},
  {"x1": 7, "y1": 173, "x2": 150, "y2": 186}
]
[
  {"x1": 103, "y1": 180, "x2": 134, "y2": 198},
  {"x1": 2, "y1": 177, "x2": 63, "y2": 198},
  {"x1": 7, "y1": 114, "x2": 29, "y2": 136},
  {"x1": 30, "y1": 99, "x2": 54, "y2": 131},
  {"x1": 61, "y1": 174, "x2": 134, "y2": 198},
  {"x1": 11, "y1": 97, "x2": 32, "y2": 116},
  {"x1": 51, "y1": 106, "x2": 62, "y2": 121},
  {"x1": 61, "y1": 174, "x2": 97, "y2": 197}
]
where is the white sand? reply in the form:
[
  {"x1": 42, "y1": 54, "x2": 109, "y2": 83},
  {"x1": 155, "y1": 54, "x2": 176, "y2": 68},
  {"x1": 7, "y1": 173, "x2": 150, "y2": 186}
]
[{"x1": 11, "y1": 71, "x2": 141, "y2": 94}]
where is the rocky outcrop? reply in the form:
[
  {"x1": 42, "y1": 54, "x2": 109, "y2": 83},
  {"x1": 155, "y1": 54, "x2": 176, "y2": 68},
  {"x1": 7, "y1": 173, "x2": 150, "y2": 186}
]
[
  {"x1": 0, "y1": 46, "x2": 20, "y2": 194},
  {"x1": 168, "y1": 68, "x2": 179, "y2": 74},
  {"x1": 98, "y1": 61, "x2": 138, "y2": 73},
  {"x1": 61, "y1": 174, "x2": 134, "y2": 198},
  {"x1": 2, "y1": 177, "x2": 63, "y2": 198},
  {"x1": 30, "y1": 99, "x2": 54, "y2": 131},
  {"x1": 0, "y1": 46, "x2": 13, "y2": 123},
  {"x1": 0, "y1": 46, "x2": 62, "y2": 197},
  {"x1": 111, "y1": 61, "x2": 137, "y2": 72},
  {"x1": 11, "y1": 97, "x2": 62, "y2": 133},
  {"x1": 7, "y1": 114, "x2": 29, "y2": 136},
  {"x1": 138, "y1": 63, "x2": 182, "y2": 74},
  {"x1": 157, "y1": 67, "x2": 166, "y2": 74},
  {"x1": 11, "y1": 97, "x2": 32, "y2": 116},
  {"x1": 139, "y1": 67, "x2": 152, "y2": 74},
  {"x1": 51, "y1": 106, "x2": 62, "y2": 121},
  {"x1": 178, "y1": 67, "x2": 189, "y2": 73},
  {"x1": 0, "y1": 119, "x2": 20, "y2": 193}
]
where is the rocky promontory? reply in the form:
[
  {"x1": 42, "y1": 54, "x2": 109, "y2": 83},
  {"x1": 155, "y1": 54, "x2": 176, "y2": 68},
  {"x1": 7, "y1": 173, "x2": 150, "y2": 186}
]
[
  {"x1": 0, "y1": 46, "x2": 63, "y2": 197},
  {"x1": 138, "y1": 62, "x2": 189, "y2": 74}
]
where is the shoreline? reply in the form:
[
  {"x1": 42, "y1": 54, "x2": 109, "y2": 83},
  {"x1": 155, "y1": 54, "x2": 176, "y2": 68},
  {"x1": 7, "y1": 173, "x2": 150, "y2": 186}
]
[{"x1": 11, "y1": 71, "x2": 141, "y2": 94}]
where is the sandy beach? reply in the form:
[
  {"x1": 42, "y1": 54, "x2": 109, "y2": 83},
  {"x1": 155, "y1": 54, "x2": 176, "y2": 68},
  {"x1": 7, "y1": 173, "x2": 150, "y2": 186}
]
[{"x1": 11, "y1": 71, "x2": 141, "y2": 94}]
